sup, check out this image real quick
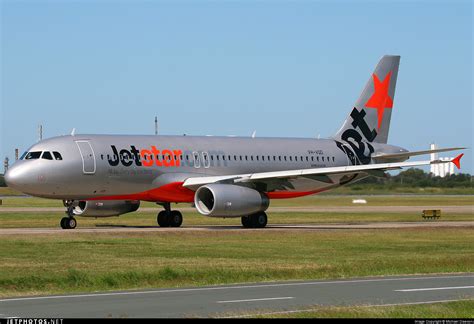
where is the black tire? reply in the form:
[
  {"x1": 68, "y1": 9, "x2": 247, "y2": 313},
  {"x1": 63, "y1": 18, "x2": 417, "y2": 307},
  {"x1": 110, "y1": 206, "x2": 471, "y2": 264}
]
[
  {"x1": 241, "y1": 216, "x2": 252, "y2": 228},
  {"x1": 169, "y1": 211, "x2": 183, "y2": 228},
  {"x1": 251, "y1": 212, "x2": 267, "y2": 228},
  {"x1": 157, "y1": 211, "x2": 170, "y2": 227},
  {"x1": 60, "y1": 217, "x2": 68, "y2": 229},
  {"x1": 67, "y1": 217, "x2": 77, "y2": 229}
]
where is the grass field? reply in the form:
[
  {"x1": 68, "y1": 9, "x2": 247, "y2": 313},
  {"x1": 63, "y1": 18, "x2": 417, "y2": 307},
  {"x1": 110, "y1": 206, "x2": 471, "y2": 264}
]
[{"x1": 1, "y1": 228, "x2": 473, "y2": 298}]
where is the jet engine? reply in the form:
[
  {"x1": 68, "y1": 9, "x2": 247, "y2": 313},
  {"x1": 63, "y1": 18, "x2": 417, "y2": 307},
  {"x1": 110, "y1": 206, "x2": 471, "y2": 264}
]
[
  {"x1": 194, "y1": 184, "x2": 269, "y2": 217},
  {"x1": 71, "y1": 200, "x2": 140, "y2": 217}
]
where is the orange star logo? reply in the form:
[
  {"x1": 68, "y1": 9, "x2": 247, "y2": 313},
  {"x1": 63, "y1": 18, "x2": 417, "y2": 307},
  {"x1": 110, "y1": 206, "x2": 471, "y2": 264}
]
[{"x1": 365, "y1": 71, "x2": 393, "y2": 129}]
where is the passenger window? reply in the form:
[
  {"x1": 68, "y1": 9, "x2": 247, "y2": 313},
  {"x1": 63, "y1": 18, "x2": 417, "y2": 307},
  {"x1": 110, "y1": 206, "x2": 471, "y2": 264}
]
[
  {"x1": 42, "y1": 151, "x2": 53, "y2": 160},
  {"x1": 53, "y1": 152, "x2": 63, "y2": 160},
  {"x1": 25, "y1": 151, "x2": 42, "y2": 160}
]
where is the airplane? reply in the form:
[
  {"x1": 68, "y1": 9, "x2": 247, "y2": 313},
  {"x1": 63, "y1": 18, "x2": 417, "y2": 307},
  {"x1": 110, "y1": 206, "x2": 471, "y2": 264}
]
[{"x1": 4, "y1": 55, "x2": 465, "y2": 229}]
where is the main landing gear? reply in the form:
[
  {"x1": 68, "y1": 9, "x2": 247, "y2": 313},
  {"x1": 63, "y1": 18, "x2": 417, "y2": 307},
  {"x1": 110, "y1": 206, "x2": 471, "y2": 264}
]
[
  {"x1": 61, "y1": 200, "x2": 77, "y2": 229},
  {"x1": 241, "y1": 211, "x2": 268, "y2": 228},
  {"x1": 157, "y1": 202, "x2": 183, "y2": 228}
]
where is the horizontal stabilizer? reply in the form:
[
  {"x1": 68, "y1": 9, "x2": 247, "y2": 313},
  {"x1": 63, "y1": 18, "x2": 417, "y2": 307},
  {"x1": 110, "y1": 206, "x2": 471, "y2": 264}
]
[{"x1": 373, "y1": 147, "x2": 466, "y2": 161}]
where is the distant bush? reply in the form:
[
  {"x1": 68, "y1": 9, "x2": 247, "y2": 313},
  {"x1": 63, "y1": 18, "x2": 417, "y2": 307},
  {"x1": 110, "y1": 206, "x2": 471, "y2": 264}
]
[{"x1": 0, "y1": 175, "x2": 5, "y2": 187}]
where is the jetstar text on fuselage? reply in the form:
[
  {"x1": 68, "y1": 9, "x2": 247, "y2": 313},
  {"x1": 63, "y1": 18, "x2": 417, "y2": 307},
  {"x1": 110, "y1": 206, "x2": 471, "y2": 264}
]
[{"x1": 108, "y1": 145, "x2": 182, "y2": 167}]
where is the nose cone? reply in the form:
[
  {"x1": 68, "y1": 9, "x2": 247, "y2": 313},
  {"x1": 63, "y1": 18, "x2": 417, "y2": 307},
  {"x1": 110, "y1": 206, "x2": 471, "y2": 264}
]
[{"x1": 4, "y1": 163, "x2": 30, "y2": 192}]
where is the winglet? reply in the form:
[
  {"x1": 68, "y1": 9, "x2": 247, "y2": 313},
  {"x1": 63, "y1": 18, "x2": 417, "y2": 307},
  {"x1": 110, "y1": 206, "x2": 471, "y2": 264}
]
[{"x1": 451, "y1": 153, "x2": 464, "y2": 169}]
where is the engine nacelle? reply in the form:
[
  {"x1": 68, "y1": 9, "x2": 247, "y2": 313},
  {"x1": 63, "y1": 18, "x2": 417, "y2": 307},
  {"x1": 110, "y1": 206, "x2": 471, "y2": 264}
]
[
  {"x1": 194, "y1": 184, "x2": 269, "y2": 217},
  {"x1": 72, "y1": 200, "x2": 140, "y2": 217}
]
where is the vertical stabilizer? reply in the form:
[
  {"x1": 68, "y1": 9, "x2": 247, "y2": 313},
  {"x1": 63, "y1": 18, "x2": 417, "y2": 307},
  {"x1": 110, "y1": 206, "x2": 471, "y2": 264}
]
[{"x1": 334, "y1": 55, "x2": 400, "y2": 144}]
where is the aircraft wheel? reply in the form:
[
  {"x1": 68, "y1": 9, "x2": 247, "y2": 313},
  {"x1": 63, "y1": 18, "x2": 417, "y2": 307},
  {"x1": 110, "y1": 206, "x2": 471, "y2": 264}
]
[
  {"x1": 67, "y1": 217, "x2": 77, "y2": 229},
  {"x1": 60, "y1": 217, "x2": 69, "y2": 229},
  {"x1": 241, "y1": 216, "x2": 252, "y2": 228},
  {"x1": 251, "y1": 212, "x2": 267, "y2": 228},
  {"x1": 157, "y1": 211, "x2": 170, "y2": 227},
  {"x1": 169, "y1": 211, "x2": 183, "y2": 228},
  {"x1": 61, "y1": 217, "x2": 77, "y2": 229}
]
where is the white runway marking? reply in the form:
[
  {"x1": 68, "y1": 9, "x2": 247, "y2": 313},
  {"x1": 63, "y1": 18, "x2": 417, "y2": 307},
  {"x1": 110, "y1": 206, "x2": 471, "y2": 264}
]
[
  {"x1": 217, "y1": 297, "x2": 294, "y2": 303},
  {"x1": 395, "y1": 286, "x2": 474, "y2": 292}
]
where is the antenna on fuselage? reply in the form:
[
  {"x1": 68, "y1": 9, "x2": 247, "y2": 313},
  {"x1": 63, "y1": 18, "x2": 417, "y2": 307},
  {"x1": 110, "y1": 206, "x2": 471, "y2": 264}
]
[{"x1": 38, "y1": 124, "x2": 43, "y2": 141}]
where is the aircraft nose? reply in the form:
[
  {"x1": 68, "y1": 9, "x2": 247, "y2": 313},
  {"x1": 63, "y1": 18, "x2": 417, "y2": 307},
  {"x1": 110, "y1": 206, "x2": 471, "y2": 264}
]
[{"x1": 4, "y1": 164, "x2": 29, "y2": 190}]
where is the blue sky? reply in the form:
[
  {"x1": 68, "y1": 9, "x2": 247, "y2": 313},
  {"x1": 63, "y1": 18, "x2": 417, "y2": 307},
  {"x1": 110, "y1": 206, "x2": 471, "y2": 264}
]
[{"x1": 1, "y1": 0, "x2": 472, "y2": 173}]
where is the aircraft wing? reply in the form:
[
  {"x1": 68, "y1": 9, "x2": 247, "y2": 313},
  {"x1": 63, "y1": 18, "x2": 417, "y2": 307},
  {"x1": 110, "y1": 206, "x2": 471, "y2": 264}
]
[{"x1": 182, "y1": 154, "x2": 464, "y2": 189}]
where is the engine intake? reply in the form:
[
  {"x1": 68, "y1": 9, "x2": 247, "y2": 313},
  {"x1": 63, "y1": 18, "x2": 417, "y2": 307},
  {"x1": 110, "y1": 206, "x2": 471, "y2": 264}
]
[
  {"x1": 72, "y1": 200, "x2": 140, "y2": 217},
  {"x1": 194, "y1": 184, "x2": 269, "y2": 217}
]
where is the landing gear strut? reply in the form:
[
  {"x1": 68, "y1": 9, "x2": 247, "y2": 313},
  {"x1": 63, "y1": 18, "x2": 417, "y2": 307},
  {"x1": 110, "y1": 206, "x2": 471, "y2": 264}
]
[
  {"x1": 157, "y1": 203, "x2": 183, "y2": 228},
  {"x1": 61, "y1": 200, "x2": 77, "y2": 229},
  {"x1": 241, "y1": 211, "x2": 267, "y2": 228}
]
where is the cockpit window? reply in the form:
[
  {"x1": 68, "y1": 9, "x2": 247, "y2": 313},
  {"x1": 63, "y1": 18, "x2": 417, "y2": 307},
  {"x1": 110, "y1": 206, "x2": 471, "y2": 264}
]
[
  {"x1": 53, "y1": 152, "x2": 63, "y2": 160},
  {"x1": 25, "y1": 151, "x2": 42, "y2": 160},
  {"x1": 20, "y1": 152, "x2": 28, "y2": 160},
  {"x1": 42, "y1": 151, "x2": 53, "y2": 160}
]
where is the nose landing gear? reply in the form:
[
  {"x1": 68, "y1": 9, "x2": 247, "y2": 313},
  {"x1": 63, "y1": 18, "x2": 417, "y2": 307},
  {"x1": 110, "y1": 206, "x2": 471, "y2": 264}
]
[{"x1": 61, "y1": 200, "x2": 77, "y2": 229}]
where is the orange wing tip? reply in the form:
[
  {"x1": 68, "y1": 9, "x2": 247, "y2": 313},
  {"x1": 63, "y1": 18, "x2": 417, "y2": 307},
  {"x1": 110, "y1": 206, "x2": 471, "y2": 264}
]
[{"x1": 451, "y1": 153, "x2": 464, "y2": 169}]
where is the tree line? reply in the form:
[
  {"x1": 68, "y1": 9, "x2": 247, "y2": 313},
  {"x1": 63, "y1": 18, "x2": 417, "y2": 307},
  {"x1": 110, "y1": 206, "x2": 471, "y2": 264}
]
[{"x1": 353, "y1": 168, "x2": 473, "y2": 188}]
